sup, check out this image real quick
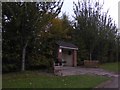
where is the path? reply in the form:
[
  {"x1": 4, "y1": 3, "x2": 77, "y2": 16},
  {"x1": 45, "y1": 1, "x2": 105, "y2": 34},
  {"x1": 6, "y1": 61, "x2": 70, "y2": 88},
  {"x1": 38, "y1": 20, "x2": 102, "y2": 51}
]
[
  {"x1": 54, "y1": 66, "x2": 119, "y2": 88},
  {"x1": 96, "y1": 77, "x2": 119, "y2": 88},
  {"x1": 55, "y1": 66, "x2": 118, "y2": 77}
]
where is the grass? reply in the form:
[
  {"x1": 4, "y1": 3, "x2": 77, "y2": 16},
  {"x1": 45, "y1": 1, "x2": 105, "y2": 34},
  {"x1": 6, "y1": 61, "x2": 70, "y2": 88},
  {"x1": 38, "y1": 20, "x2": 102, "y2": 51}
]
[
  {"x1": 100, "y1": 62, "x2": 120, "y2": 73},
  {"x1": 0, "y1": 74, "x2": 1, "y2": 89},
  {"x1": 2, "y1": 71, "x2": 109, "y2": 88}
]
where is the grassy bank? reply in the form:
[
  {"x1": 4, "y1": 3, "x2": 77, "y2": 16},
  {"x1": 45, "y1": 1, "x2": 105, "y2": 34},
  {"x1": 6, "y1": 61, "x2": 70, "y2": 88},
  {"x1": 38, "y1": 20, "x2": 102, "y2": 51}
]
[
  {"x1": 100, "y1": 62, "x2": 120, "y2": 73},
  {"x1": 2, "y1": 71, "x2": 109, "y2": 88}
]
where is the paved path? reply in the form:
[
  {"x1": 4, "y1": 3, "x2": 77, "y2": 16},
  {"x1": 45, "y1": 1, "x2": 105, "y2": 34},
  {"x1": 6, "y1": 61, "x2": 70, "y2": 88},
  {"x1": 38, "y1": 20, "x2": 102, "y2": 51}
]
[
  {"x1": 54, "y1": 66, "x2": 119, "y2": 88},
  {"x1": 96, "y1": 77, "x2": 119, "y2": 88},
  {"x1": 55, "y1": 66, "x2": 118, "y2": 77}
]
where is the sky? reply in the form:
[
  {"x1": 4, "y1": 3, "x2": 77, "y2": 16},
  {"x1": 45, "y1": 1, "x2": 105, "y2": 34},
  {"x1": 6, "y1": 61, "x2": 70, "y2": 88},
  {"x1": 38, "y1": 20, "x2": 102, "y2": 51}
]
[{"x1": 59, "y1": 0, "x2": 120, "y2": 28}]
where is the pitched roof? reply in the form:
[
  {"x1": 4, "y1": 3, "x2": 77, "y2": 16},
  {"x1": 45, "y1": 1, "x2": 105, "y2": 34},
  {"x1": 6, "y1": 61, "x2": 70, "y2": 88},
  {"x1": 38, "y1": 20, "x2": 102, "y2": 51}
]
[{"x1": 56, "y1": 41, "x2": 78, "y2": 50}]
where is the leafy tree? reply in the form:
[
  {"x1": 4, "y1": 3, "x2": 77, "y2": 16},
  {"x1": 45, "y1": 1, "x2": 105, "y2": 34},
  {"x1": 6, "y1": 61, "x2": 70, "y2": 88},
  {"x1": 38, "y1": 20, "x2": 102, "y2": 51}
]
[
  {"x1": 73, "y1": 0, "x2": 118, "y2": 63},
  {"x1": 2, "y1": 1, "x2": 63, "y2": 72},
  {"x1": 37, "y1": 14, "x2": 73, "y2": 62}
]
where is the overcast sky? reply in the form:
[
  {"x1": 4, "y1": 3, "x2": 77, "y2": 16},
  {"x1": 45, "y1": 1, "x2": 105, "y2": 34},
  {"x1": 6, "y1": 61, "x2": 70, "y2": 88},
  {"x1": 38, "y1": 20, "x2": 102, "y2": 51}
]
[{"x1": 59, "y1": 0, "x2": 120, "y2": 28}]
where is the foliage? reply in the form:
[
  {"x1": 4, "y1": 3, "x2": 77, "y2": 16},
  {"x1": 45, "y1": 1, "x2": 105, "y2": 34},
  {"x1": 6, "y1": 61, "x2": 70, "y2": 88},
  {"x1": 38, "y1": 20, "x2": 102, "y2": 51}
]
[
  {"x1": 2, "y1": 0, "x2": 120, "y2": 73},
  {"x1": 37, "y1": 14, "x2": 73, "y2": 63},
  {"x1": 73, "y1": 0, "x2": 118, "y2": 63},
  {"x1": 2, "y1": 1, "x2": 63, "y2": 72}
]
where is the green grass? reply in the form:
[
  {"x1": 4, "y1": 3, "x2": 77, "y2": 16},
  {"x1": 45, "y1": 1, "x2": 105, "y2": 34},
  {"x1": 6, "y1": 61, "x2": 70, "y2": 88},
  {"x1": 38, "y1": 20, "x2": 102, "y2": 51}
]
[
  {"x1": 100, "y1": 62, "x2": 120, "y2": 72},
  {"x1": 2, "y1": 71, "x2": 109, "y2": 88},
  {"x1": 0, "y1": 74, "x2": 1, "y2": 89}
]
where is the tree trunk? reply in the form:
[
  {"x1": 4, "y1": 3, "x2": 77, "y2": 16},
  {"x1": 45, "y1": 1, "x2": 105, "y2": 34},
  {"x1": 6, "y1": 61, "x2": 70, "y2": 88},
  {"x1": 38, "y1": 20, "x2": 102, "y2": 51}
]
[
  {"x1": 116, "y1": 38, "x2": 119, "y2": 62},
  {"x1": 90, "y1": 52, "x2": 92, "y2": 61},
  {"x1": 21, "y1": 41, "x2": 28, "y2": 71}
]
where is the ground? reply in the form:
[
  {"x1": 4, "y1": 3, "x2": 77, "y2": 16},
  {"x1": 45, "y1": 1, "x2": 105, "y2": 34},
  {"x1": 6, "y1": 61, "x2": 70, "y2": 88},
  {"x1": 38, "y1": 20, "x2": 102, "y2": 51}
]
[
  {"x1": 100, "y1": 62, "x2": 120, "y2": 73},
  {"x1": 55, "y1": 66, "x2": 119, "y2": 88},
  {"x1": 55, "y1": 66, "x2": 119, "y2": 77},
  {"x1": 96, "y1": 62, "x2": 120, "y2": 88},
  {"x1": 96, "y1": 77, "x2": 119, "y2": 88},
  {"x1": 2, "y1": 71, "x2": 109, "y2": 88},
  {"x1": 2, "y1": 62, "x2": 119, "y2": 88},
  {"x1": 55, "y1": 62, "x2": 119, "y2": 88}
]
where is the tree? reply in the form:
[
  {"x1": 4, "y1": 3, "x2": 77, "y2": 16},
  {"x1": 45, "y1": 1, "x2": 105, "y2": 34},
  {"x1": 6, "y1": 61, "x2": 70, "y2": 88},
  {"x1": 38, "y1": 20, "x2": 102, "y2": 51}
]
[
  {"x1": 73, "y1": 0, "x2": 118, "y2": 63},
  {"x1": 37, "y1": 14, "x2": 73, "y2": 62},
  {"x1": 2, "y1": 1, "x2": 63, "y2": 72}
]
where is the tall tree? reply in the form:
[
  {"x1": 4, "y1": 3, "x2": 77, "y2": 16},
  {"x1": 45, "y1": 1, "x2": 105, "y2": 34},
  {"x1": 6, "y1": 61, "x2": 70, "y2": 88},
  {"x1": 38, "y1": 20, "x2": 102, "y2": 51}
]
[
  {"x1": 38, "y1": 14, "x2": 73, "y2": 61},
  {"x1": 73, "y1": 0, "x2": 117, "y2": 62},
  {"x1": 2, "y1": 1, "x2": 63, "y2": 72}
]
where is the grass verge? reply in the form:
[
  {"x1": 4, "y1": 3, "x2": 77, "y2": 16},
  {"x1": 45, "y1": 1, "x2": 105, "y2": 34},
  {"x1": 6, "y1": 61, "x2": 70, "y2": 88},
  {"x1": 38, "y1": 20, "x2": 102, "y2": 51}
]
[
  {"x1": 2, "y1": 71, "x2": 109, "y2": 88},
  {"x1": 100, "y1": 62, "x2": 120, "y2": 73}
]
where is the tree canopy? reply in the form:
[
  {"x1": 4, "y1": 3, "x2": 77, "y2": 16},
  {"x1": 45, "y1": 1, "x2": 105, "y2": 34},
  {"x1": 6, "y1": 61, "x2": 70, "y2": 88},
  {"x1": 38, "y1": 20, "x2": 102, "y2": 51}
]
[
  {"x1": 73, "y1": 0, "x2": 118, "y2": 63},
  {"x1": 2, "y1": 1, "x2": 63, "y2": 72},
  {"x1": 2, "y1": 1, "x2": 120, "y2": 73}
]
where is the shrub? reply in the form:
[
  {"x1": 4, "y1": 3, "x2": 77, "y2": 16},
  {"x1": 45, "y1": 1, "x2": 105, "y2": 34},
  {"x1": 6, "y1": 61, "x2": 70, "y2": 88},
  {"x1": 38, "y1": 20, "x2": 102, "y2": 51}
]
[{"x1": 27, "y1": 55, "x2": 54, "y2": 71}]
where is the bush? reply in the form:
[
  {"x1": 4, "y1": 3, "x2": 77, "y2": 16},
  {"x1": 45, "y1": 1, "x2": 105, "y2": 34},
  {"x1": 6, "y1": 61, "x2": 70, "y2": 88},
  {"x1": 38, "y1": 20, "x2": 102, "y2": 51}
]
[
  {"x1": 27, "y1": 55, "x2": 54, "y2": 72},
  {"x1": 77, "y1": 58, "x2": 84, "y2": 66},
  {"x1": 2, "y1": 64, "x2": 20, "y2": 73}
]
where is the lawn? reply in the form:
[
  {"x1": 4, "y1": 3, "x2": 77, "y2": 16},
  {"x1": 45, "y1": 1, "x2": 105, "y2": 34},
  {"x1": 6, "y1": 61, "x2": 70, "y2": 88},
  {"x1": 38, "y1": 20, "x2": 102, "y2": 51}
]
[
  {"x1": 100, "y1": 62, "x2": 120, "y2": 73},
  {"x1": 2, "y1": 71, "x2": 109, "y2": 88},
  {"x1": 0, "y1": 74, "x2": 1, "y2": 89}
]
